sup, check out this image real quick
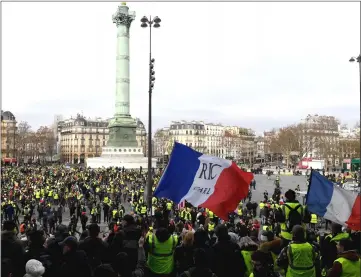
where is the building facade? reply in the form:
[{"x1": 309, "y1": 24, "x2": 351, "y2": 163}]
[
  {"x1": 168, "y1": 121, "x2": 207, "y2": 153},
  {"x1": 1, "y1": 110, "x2": 18, "y2": 162},
  {"x1": 338, "y1": 124, "x2": 360, "y2": 160},
  {"x1": 300, "y1": 114, "x2": 340, "y2": 166},
  {"x1": 58, "y1": 114, "x2": 146, "y2": 164},
  {"x1": 155, "y1": 120, "x2": 257, "y2": 162}
]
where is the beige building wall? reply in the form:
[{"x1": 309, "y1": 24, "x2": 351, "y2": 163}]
[{"x1": 59, "y1": 115, "x2": 146, "y2": 164}]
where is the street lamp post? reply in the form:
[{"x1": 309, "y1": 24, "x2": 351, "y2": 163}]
[
  {"x1": 349, "y1": 55, "x2": 361, "y2": 88},
  {"x1": 141, "y1": 15, "x2": 161, "y2": 211}
]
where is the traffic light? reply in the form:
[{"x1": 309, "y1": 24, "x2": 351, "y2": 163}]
[{"x1": 150, "y1": 58, "x2": 155, "y2": 90}]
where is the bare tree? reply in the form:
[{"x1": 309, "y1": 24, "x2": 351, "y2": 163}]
[
  {"x1": 339, "y1": 138, "x2": 360, "y2": 159},
  {"x1": 16, "y1": 121, "x2": 32, "y2": 162},
  {"x1": 221, "y1": 130, "x2": 238, "y2": 159},
  {"x1": 269, "y1": 125, "x2": 301, "y2": 168}
]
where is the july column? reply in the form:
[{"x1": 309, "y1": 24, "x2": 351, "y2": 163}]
[{"x1": 112, "y1": 3, "x2": 135, "y2": 117}]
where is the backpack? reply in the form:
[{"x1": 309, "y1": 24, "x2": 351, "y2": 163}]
[{"x1": 284, "y1": 204, "x2": 302, "y2": 232}]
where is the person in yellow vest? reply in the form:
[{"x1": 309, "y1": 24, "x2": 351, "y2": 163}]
[
  {"x1": 237, "y1": 205, "x2": 243, "y2": 219},
  {"x1": 259, "y1": 230, "x2": 285, "y2": 276},
  {"x1": 259, "y1": 200, "x2": 265, "y2": 217},
  {"x1": 208, "y1": 210, "x2": 214, "y2": 220},
  {"x1": 277, "y1": 189, "x2": 304, "y2": 247},
  {"x1": 48, "y1": 189, "x2": 53, "y2": 202},
  {"x1": 91, "y1": 206, "x2": 97, "y2": 223},
  {"x1": 35, "y1": 190, "x2": 41, "y2": 200},
  {"x1": 180, "y1": 208, "x2": 186, "y2": 220},
  {"x1": 146, "y1": 226, "x2": 153, "y2": 239},
  {"x1": 166, "y1": 201, "x2": 172, "y2": 211},
  {"x1": 310, "y1": 213, "x2": 318, "y2": 231},
  {"x1": 140, "y1": 204, "x2": 147, "y2": 216},
  {"x1": 146, "y1": 226, "x2": 178, "y2": 276},
  {"x1": 112, "y1": 208, "x2": 118, "y2": 222},
  {"x1": 327, "y1": 238, "x2": 361, "y2": 277},
  {"x1": 152, "y1": 196, "x2": 158, "y2": 206},
  {"x1": 249, "y1": 250, "x2": 278, "y2": 277},
  {"x1": 184, "y1": 208, "x2": 192, "y2": 221},
  {"x1": 207, "y1": 221, "x2": 215, "y2": 233},
  {"x1": 103, "y1": 195, "x2": 109, "y2": 205},
  {"x1": 166, "y1": 201, "x2": 173, "y2": 218},
  {"x1": 239, "y1": 236, "x2": 259, "y2": 277},
  {"x1": 276, "y1": 225, "x2": 320, "y2": 277},
  {"x1": 321, "y1": 223, "x2": 351, "y2": 274},
  {"x1": 53, "y1": 191, "x2": 59, "y2": 204}
]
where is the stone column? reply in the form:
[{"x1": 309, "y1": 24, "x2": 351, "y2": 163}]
[{"x1": 112, "y1": 3, "x2": 135, "y2": 117}]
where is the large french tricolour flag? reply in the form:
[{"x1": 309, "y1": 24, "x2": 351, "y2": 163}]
[
  {"x1": 306, "y1": 170, "x2": 361, "y2": 231},
  {"x1": 154, "y1": 142, "x2": 254, "y2": 220}
]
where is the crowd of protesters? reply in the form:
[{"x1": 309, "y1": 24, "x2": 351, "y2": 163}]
[{"x1": 1, "y1": 165, "x2": 360, "y2": 277}]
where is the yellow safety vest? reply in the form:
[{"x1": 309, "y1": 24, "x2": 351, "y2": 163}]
[
  {"x1": 146, "y1": 230, "x2": 153, "y2": 239},
  {"x1": 208, "y1": 222, "x2": 215, "y2": 232},
  {"x1": 330, "y1": 232, "x2": 350, "y2": 243},
  {"x1": 334, "y1": 256, "x2": 361, "y2": 277},
  {"x1": 310, "y1": 214, "x2": 318, "y2": 224},
  {"x1": 91, "y1": 208, "x2": 97, "y2": 215},
  {"x1": 118, "y1": 209, "x2": 124, "y2": 218},
  {"x1": 180, "y1": 210, "x2": 186, "y2": 219},
  {"x1": 35, "y1": 191, "x2": 40, "y2": 199},
  {"x1": 48, "y1": 190, "x2": 53, "y2": 197},
  {"x1": 241, "y1": 250, "x2": 254, "y2": 277},
  {"x1": 147, "y1": 234, "x2": 178, "y2": 274},
  {"x1": 141, "y1": 206, "x2": 147, "y2": 214},
  {"x1": 166, "y1": 202, "x2": 172, "y2": 211},
  {"x1": 271, "y1": 251, "x2": 285, "y2": 275},
  {"x1": 184, "y1": 212, "x2": 191, "y2": 221},
  {"x1": 263, "y1": 225, "x2": 272, "y2": 231},
  {"x1": 238, "y1": 209, "x2": 243, "y2": 216},
  {"x1": 259, "y1": 202, "x2": 265, "y2": 210},
  {"x1": 152, "y1": 197, "x2": 157, "y2": 205},
  {"x1": 112, "y1": 210, "x2": 118, "y2": 218},
  {"x1": 103, "y1": 197, "x2": 109, "y2": 204},
  {"x1": 208, "y1": 211, "x2": 214, "y2": 219},
  {"x1": 286, "y1": 242, "x2": 316, "y2": 277},
  {"x1": 281, "y1": 202, "x2": 303, "y2": 240},
  {"x1": 54, "y1": 194, "x2": 59, "y2": 200}
]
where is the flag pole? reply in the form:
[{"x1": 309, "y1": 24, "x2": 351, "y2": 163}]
[{"x1": 305, "y1": 169, "x2": 313, "y2": 205}]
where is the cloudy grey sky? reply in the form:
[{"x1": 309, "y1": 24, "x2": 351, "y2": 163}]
[{"x1": 2, "y1": 2, "x2": 360, "y2": 134}]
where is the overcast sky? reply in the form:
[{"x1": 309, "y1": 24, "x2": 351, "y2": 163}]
[{"x1": 2, "y1": 2, "x2": 360, "y2": 134}]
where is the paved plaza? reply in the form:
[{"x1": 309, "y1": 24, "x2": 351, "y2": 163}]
[{"x1": 47, "y1": 175, "x2": 308, "y2": 234}]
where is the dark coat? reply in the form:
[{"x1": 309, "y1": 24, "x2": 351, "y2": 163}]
[
  {"x1": 174, "y1": 244, "x2": 195, "y2": 274},
  {"x1": 59, "y1": 250, "x2": 92, "y2": 277},
  {"x1": 122, "y1": 224, "x2": 142, "y2": 271},
  {"x1": 78, "y1": 236, "x2": 109, "y2": 269},
  {"x1": 1, "y1": 231, "x2": 25, "y2": 277},
  {"x1": 212, "y1": 239, "x2": 240, "y2": 277}
]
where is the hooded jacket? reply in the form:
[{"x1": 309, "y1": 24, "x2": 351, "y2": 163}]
[{"x1": 327, "y1": 250, "x2": 361, "y2": 277}]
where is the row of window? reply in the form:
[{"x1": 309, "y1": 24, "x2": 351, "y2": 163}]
[
  {"x1": 170, "y1": 124, "x2": 205, "y2": 130},
  {"x1": 103, "y1": 148, "x2": 142, "y2": 153}
]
